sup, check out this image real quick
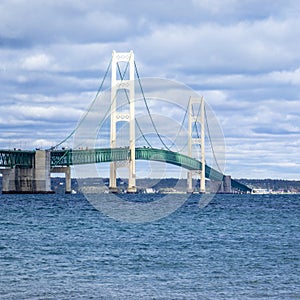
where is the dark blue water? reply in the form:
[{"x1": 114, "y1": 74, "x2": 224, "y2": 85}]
[{"x1": 0, "y1": 194, "x2": 299, "y2": 299}]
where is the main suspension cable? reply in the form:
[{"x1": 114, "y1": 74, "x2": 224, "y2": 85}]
[
  {"x1": 134, "y1": 62, "x2": 171, "y2": 150},
  {"x1": 51, "y1": 58, "x2": 112, "y2": 149},
  {"x1": 168, "y1": 97, "x2": 190, "y2": 151},
  {"x1": 204, "y1": 106, "x2": 222, "y2": 172}
]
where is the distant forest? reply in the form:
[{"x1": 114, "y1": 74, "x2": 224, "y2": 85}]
[
  {"x1": 237, "y1": 178, "x2": 300, "y2": 192},
  {"x1": 54, "y1": 177, "x2": 300, "y2": 193},
  {"x1": 1, "y1": 177, "x2": 300, "y2": 193}
]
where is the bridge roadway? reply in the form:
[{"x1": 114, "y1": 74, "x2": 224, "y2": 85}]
[{"x1": 0, "y1": 147, "x2": 251, "y2": 192}]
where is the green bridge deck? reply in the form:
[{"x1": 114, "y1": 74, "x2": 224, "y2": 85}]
[{"x1": 0, "y1": 147, "x2": 251, "y2": 192}]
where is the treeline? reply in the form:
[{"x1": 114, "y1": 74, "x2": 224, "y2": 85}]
[
  {"x1": 237, "y1": 179, "x2": 300, "y2": 192},
  {"x1": 1, "y1": 177, "x2": 299, "y2": 193}
]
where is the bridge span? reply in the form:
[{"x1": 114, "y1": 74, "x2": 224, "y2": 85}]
[
  {"x1": 0, "y1": 50, "x2": 252, "y2": 195},
  {"x1": 0, "y1": 148, "x2": 251, "y2": 194}
]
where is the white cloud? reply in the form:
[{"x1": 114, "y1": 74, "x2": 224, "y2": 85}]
[
  {"x1": 269, "y1": 68, "x2": 300, "y2": 85},
  {"x1": 21, "y1": 53, "x2": 52, "y2": 70}
]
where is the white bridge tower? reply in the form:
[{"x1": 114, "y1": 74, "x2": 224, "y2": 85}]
[
  {"x1": 187, "y1": 97, "x2": 206, "y2": 193},
  {"x1": 109, "y1": 50, "x2": 136, "y2": 193}
]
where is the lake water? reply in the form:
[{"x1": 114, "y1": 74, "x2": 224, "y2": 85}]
[{"x1": 0, "y1": 193, "x2": 299, "y2": 299}]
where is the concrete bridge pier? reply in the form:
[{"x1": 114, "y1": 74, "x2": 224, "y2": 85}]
[
  {"x1": 209, "y1": 175, "x2": 232, "y2": 193},
  {"x1": 223, "y1": 175, "x2": 232, "y2": 193},
  {"x1": 0, "y1": 167, "x2": 34, "y2": 193},
  {"x1": 187, "y1": 171, "x2": 195, "y2": 193},
  {"x1": 0, "y1": 169, "x2": 12, "y2": 192},
  {"x1": 34, "y1": 150, "x2": 52, "y2": 193},
  {"x1": 51, "y1": 166, "x2": 71, "y2": 193},
  {"x1": 0, "y1": 150, "x2": 53, "y2": 194}
]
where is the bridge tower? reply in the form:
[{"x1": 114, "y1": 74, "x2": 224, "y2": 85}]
[
  {"x1": 187, "y1": 97, "x2": 205, "y2": 193},
  {"x1": 109, "y1": 50, "x2": 136, "y2": 193}
]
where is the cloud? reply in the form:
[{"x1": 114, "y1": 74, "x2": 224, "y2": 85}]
[
  {"x1": 133, "y1": 16, "x2": 300, "y2": 77},
  {"x1": 21, "y1": 53, "x2": 52, "y2": 70}
]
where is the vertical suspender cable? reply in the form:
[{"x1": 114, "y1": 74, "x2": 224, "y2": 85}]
[
  {"x1": 204, "y1": 106, "x2": 222, "y2": 172},
  {"x1": 116, "y1": 63, "x2": 152, "y2": 148}
]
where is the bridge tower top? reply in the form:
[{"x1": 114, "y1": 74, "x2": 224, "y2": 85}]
[{"x1": 111, "y1": 50, "x2": 135, "y2": 84}]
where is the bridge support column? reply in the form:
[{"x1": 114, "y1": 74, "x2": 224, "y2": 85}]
[
  {"x1": 0, "y1": 169, "x2": 15, "y2": 194},
  {"x1": 187, "y1": 97, "x2": 205, "y2": 193},
  {"x1": 65, "y1": 167, "x2": 71, "y2": 193},
  {"x1": 1, "y1": 167, "x2": 35, "y2": 193},
  {"x1": 1, "y1": 150, "x2": 53, "y2": 193},
  {"x1": 223, "y1": 175, "x2": 231, "y2": 193},
  {"x1": 187, "y1": 171, "x2": 193, "y2": 193},
  {"x1": 51, "y1": 166, "x2": 71, "y2": 193},
  {"x1": 34, "y1": 150, "x2": 52, "y2": 193},
  {"x1": 109, "y1": 50, "x2": 136, "y2": 193}
]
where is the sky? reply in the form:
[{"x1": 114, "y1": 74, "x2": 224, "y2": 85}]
[{"x1": 0, "y1": 0, "x2": 300, "y2": 180}]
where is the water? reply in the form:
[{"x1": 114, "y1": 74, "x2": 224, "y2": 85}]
[{"x1": 0, "y1": 194, "x2": 299, "y2": 299}]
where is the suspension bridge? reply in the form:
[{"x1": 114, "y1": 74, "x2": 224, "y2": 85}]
[{"x1": 0, "y1": 51, "x2": 251, "y2": 194}]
